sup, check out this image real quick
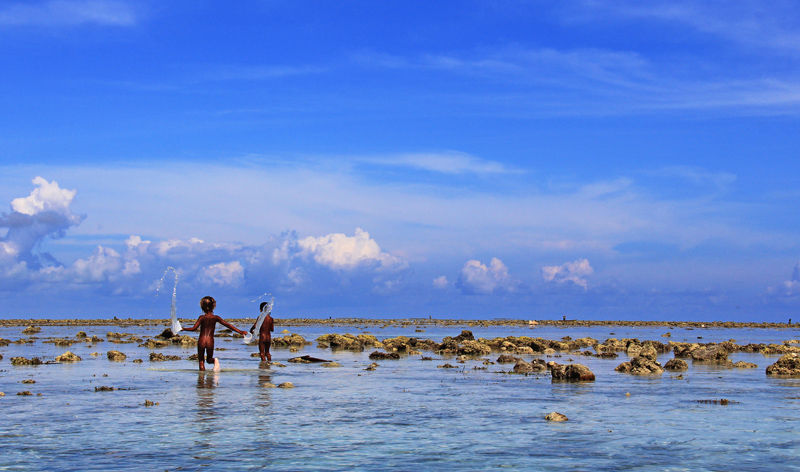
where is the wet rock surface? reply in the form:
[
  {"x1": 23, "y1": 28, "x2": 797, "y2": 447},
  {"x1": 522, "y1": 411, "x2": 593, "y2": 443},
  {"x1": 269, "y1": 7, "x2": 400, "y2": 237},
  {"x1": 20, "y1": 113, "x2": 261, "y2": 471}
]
[
  {"x1": 11, "y1": 357, "x2": 43, "y2": 366},
  {"x1": 545, "y1": 412, "x2": 568, "y2": 422},
  {"x1": 107, "y1": 350, "x2": 127, "y2": 361},
  {"x1": 616, "y1": 356, "x2": 664, "y2": 374},
  {"x1": 551, "y1": 363, "x2": 595, "y2": 381},
  {"x1": 55, "y1": 351, "x2": 82, "y2": 362},
  {"x1": 664, "y1": 359, "x2": 689, "y2": 371},
  {"x1": 149, "y1": 352, "x2": 181, "y2": 361},
  {"x1": 766, "y1": 354, "x2": 800, "y2": 376}
]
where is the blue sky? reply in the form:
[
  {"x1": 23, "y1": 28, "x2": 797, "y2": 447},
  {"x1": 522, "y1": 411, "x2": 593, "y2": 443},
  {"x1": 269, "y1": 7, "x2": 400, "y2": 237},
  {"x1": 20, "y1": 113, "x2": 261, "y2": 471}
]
[{"x1": 1, "y1": 0, "x2": 799, "y2": 321}]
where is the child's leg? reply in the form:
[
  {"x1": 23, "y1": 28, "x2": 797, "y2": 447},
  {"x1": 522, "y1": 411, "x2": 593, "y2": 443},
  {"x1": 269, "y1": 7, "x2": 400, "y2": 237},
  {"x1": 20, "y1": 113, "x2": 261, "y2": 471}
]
[
  {"x1": 265, "y1": 339, "x2": 272, "y2": 362},
  {"x1": 258, "y1": 340, "x2": 267, "y2": 362},
  {"x1": 197, "y1": 345, "x2": 206, "y2": 371}
]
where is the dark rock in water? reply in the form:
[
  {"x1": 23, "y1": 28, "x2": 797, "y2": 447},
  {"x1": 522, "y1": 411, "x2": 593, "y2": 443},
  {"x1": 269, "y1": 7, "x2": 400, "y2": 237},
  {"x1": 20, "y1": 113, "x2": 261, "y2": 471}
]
[
  {"x1": 733, "y1": 361, "x2": 758, "y2": 369},
  {"x1": 17, "y1": 391, "x2": 33, "y2": 396},
  {"x1": 457, "y1": 340, "x2": 491, "y2": 356},
  {"x1": 513, "y1": 359, "x2": 534, "y2": 373},
  {"x1": 155, "y1": 329, "x2": 174, "y2": 340},
  {"x1": 149, "y1": 352, "x2": 180, "y2": 361},
  {"x1": 21, "y1": 379, "x2": 35, "y2": 384},
  {"x1": 133, "y1": 359, "x2": 143, "y2": 363},
  {"x1": 766, "y1": 354, "x2": 800, "y2": 376},
  {"x1": 369, "y1": 351, "x2": 400, "y2": 360},
  {"x1": 288, "y1": 355, "x2": 332, "y2": 363},
  {"x1": 76, "y1": 331, "x2": 87, "y2": 338},
  {"x1": 277, "y1": 382, "x2": 294, "y2": 389},
  {"x1": 664, "y1": 358, "x2": 689, "y2": 371},
  {"x1": 94, "y1": 386, "x2": 115, "y2": 392},
  {"x1": 139, "y1": 338, "x2": 170, "y2": 349},
  {"x1": 496, "y1": 354, "x2": 521, "y2": 364},
  {"x1": 364, "y1": 362, "x2": 379, "y2": 371},
  {"x1": 22, "y1": 326, "x2": 40, "y2": 335},
  {"x1": 691, "y1": 345, "x2": 729, "y2": 363},
  {"x1": 545, "y1": 412, "x2": 568, "y2": 422},
  {"x1": 438, "y1": 363, "x2": 458, "y2": 369},
  {"x1": 144, "y1": 399, "x2": 159, "y2": 406},
  {"x1": 616, "y1": 356, "x2": 664, "y2": 374},
  {"x1": 321, "y1": 362, "x2": 342, "y2": 368},
  {"x1": 454, "y1": 330, "x2": 475, "y2": 342},
  {"x1": 551, "y1": 363, "x2": 595, "y2": 381},
  {"x1": 11, "y1": 357, "x2": 43, "y2": 366},
  {"x1": 189, "y1": 354, "x2": 199, "y2": 361},
  {"x1": 106, "y1": 350, "x2": 127, "y2": 361}
]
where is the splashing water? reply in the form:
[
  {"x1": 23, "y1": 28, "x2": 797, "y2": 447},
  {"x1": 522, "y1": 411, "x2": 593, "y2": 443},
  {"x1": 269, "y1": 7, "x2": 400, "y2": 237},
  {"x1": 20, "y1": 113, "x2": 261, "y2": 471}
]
[
  {"x1": 243, "y1": 295, "x2": 273, "y2": 344},
  {"x1": 155, "y1": 267, "x2": 182, "y2": 334}
]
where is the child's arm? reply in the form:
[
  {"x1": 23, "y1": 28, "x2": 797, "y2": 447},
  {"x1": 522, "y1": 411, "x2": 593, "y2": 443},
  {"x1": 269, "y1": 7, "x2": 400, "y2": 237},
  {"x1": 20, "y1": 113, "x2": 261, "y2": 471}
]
[
  {"x1": 182, "y1": 317, "x2": 202, "y2": 332},
  {"x1": 249, "y1": 321, "x2": 257, "y2": 333},
  {"x1": 217, "y1": 316, "x2": 247, "y2": 336}
]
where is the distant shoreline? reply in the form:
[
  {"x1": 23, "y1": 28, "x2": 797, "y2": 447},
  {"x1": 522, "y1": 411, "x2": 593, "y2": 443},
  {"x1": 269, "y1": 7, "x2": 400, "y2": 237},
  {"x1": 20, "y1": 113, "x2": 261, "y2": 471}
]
[{"x1": 0, "y1": 318, "x2": 795, "y2": 329}]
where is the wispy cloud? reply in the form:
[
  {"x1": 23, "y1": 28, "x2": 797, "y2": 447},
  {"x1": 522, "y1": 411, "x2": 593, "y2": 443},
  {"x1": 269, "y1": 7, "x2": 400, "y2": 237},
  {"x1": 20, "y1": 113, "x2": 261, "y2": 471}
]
[
  {"x1": 0, "y1": 0, "x2": 138, "y2": 27},
  {"x1": 361, "y1": 152, "x2": 520, "y2": 175}
]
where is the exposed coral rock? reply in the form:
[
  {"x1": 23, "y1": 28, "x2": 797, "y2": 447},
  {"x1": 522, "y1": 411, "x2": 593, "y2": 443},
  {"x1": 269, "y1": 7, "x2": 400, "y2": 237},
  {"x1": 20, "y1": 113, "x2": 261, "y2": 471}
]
[
  {"x1": 369, "y1": 351, "x2": 400, "y2": 360},
  {"x1": 107, "y1": 350, "x2": 127, "y2": 361},
  {"x1": 545, "y1": 412, "x2": 568, "y2": 422},
  {"x1": 766, "y1": 354, "x2": 800, "y2": 376},
  {"x1": 277, "y1": 382, "x2": 294, "y2": 388},
  {"x1": 149, "y1": 352, "x2": 181, "y2": 361},
  {"x1": 551, "y1": 363, "x2": 595, "y2": 381},
  {"x1": 496, "y1": 354, "x2": 521, "y2": 364},
  {"x1": 321, "y1": 362, "x2": 342, "y2": 368},
  {"x1": 616, "y1": 356, "x2": 664, "y2": 374},
  {"x1": 22, "y1": 326, "x2": 41, "y2": 335},
  {"x1": 438, "y1": 363, "x2": 457, "y2": 369},
  {"x1": 11, "y1": 357, "x2": 42, "y2": 365},
  {"x1": 664, "y1": 359, "x2": 688, "y2": 371},
  {"x1": 457, "y1": 340, "x2": 492, "y2": 356},
  {"x1": 733, "y1": 361, "x2": 758, "y2": 369},
  {"x1": 139, "y1": 338, "x2": 170, "y2": 349},
  {"x1": 56, "y1": 351, "x2": 82, "y2": 362}
]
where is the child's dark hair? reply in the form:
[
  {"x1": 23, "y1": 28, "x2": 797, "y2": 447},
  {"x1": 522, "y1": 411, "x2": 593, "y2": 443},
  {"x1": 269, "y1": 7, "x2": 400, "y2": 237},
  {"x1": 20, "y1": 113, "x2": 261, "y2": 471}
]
[
  {"x1": 259, "y1": 302, "x2": 269, "y2": 312},
  {"x1": 200, "y1": 296, "x2": 216, "y2": 313}
]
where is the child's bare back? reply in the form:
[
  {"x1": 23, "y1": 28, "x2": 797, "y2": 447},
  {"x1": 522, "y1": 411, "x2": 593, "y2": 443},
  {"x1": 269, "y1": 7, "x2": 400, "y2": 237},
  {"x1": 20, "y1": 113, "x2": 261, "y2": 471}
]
[{"x1": 183, "y1": 296, "x2": 246, "y2": 371}]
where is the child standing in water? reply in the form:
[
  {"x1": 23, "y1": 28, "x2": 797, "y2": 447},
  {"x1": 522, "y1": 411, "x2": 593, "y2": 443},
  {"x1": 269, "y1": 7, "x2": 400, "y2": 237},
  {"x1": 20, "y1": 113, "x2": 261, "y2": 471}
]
[
  {"x1": 250, "y1": 302, "x2": 274, "y2": 362},
  {"x1": 183, "y1": 296, "x2": 247, "y2": 371}
]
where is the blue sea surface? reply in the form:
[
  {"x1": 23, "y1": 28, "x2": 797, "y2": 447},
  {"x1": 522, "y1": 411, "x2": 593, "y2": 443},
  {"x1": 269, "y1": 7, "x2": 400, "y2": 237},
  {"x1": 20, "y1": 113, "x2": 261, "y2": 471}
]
[{"x1": 1, "y1": 323, "x2": 800, "y2": 471}]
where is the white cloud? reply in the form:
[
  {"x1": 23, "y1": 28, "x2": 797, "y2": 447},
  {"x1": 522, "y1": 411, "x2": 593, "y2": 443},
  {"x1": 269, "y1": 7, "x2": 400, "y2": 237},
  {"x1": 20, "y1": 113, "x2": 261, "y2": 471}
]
[
  {"x1": 296, "y1": 228, "x2": 408, "y2": 272},
  {"x1": 367, "y1": 152, "x2": 518, "y2": 175},
  {"x1": 765, "y1": 261, "x2": 800, "y2": 297},
  {"x1": 202, "y1": 261, "x2": 244, "y2": 287},
  {"x1": 0, "y1": 177, "x2": 85, "y2": 270},
  {"x1": 0, "y1": 0, "x2": 138, "y2": 27},
  {"x1": 457, "y1": 258, "x2": 516, "y2": 295},
  {"x1": 542, "y1": 259, "x2": 594, "y2": 290},
  {"x1": 433, "y1": 275, "x2": 449, "y2": 289}
]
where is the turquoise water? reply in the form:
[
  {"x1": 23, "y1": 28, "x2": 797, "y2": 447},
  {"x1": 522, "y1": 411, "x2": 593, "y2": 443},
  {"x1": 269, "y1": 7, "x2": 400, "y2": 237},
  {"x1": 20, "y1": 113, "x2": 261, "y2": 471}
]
[{"x1": 2, "y1": 323, "x2": 800, "y2": 471}]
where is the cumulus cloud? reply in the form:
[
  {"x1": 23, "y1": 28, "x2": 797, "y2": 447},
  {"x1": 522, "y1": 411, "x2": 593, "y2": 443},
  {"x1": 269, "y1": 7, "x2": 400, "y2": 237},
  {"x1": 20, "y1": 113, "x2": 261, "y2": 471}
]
[
  {"x1": 457, "y1": 258, "x2": 516, "y2": 295},
  {"x1": 0, "y1": 180, "x2": 408, "y2": 302},
  {"x1": 541, "y1": 259, "x2": 593, "y2": 290},
  {"x1": 202, "y1": 261, "x2": 245, "y2": 287},
  {"x1": 296, "y1": 228, "x2": 408, "y2": 272},
  {"x1": 765, "y1": 261, "x2": 800, "y2": 297},
  {"x1": 0, "y1": 177, "x2": 85, "y2": 270},
  {"x1": 433, "y1": 275, "x2": 449, "y2": 289}
]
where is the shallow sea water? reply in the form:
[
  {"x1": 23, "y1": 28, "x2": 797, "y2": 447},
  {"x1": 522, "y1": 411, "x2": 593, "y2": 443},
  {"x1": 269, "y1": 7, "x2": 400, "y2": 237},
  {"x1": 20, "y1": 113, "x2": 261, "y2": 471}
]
[{"x1": 2, "y1": 323, "x2": 800, "y2": 471}]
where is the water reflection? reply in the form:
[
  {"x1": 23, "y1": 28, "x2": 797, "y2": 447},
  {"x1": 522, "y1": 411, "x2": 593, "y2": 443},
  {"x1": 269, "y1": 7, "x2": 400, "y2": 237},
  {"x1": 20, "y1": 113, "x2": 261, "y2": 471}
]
[{"x1": 195, "y1": 371, "x2": 219, "y2": 445}]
